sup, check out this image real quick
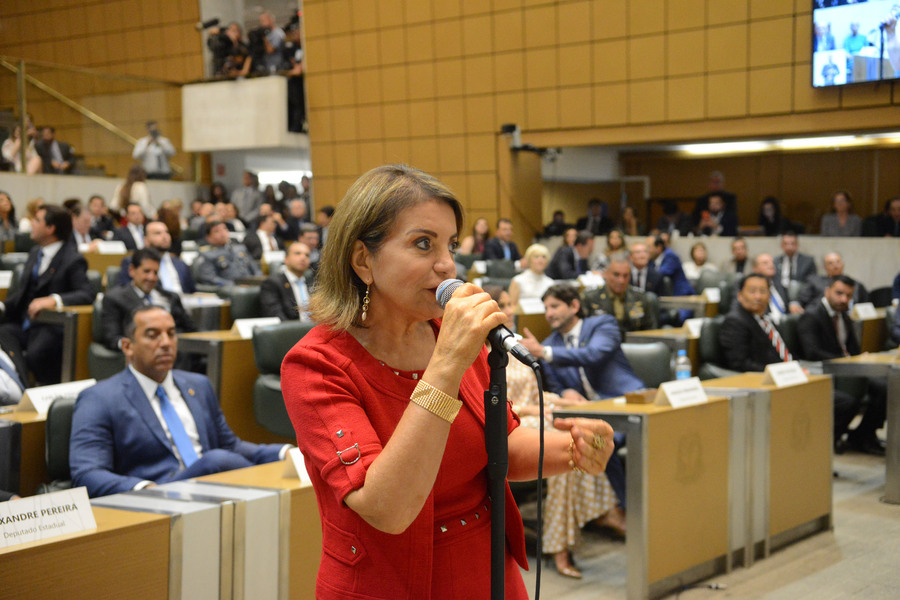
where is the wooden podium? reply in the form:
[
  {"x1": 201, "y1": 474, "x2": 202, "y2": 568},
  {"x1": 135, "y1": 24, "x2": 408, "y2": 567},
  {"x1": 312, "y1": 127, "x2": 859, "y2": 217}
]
[
  {"x1": 0, "y1": 410, "x2": 48, "y2": 495},
  {"x1": 555, "y1": 396, "x2": 731, "y2": 599}
]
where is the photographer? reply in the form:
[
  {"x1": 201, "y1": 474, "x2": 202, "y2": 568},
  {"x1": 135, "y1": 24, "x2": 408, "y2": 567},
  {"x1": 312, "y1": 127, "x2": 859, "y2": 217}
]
[
  {"x1": 250, "y1": 12, "x2": 287, "y2": 73},
  {"x1": 132, "y1": 120, "x2": 175, "y2": 180},
  {"x1": 207, "y1": 22, "x2": 252, "y2": 78}
]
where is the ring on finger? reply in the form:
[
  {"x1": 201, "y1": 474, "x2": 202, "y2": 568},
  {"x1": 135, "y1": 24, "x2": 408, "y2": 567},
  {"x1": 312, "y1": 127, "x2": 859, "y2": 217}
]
[{"x1": 591, "y1": 433, "x2": 606, "y2": 450}]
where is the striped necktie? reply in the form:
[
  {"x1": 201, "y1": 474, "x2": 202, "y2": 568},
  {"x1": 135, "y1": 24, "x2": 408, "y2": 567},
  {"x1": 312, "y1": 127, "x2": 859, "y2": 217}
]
[{"x1": 759, "y1": 315, "x2": 792, "y2": 362}]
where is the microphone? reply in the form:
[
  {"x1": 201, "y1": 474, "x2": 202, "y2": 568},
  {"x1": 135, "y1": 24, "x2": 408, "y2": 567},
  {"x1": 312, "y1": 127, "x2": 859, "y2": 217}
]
[{"x1": 435, "y1": 279, "x2": 541, "y2": 369}]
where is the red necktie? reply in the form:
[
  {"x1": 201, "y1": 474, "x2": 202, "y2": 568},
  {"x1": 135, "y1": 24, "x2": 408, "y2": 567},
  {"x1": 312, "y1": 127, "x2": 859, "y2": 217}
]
[
  {"x1": 761, "y1": 316, "x2": 792, "y2": 362},
  {"x1": 833, "y1": 314, "x2": 849, "y2": 356}
]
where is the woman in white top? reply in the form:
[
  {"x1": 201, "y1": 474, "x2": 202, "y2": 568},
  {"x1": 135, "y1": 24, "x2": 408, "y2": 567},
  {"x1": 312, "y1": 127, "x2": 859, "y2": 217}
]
[
  {"x1": 111, "y1": 165, "x2": 154, "y2": 217},
  {"x1": 682, "y1": 241, "x2": 719, "y2": 281},
  {"x1": 508, "y1": 243, "x2": 555, "y2": 306}
]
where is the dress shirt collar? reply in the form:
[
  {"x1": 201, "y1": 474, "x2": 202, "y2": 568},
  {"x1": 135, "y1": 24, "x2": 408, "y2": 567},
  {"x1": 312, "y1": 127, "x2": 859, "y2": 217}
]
[
  {"x1": 561, "y1": 318, "x2": 583, "y2": 345},
  {"x1": 37, "y1": 240, "x2": 64, "y2": 274},
  {"x1": 128, "y1": 364, "x2": 175, "y2": 403}
]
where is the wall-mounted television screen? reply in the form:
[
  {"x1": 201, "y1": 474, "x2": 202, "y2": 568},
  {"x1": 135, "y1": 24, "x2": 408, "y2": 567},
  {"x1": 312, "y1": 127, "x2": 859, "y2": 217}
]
[{"x1": 812, "y1": 0, "x2": 900, "y2": 87}]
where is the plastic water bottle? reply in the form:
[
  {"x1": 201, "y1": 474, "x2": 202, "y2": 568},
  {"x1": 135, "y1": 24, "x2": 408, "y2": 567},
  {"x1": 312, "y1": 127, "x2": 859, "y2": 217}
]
[{"x1": 674, "y1": 349, "x2": 692, "y2": 380}]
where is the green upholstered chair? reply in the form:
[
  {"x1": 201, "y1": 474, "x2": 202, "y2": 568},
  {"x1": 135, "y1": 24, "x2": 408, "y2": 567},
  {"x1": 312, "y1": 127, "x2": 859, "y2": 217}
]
[{"x1": 621, "y1": 341, "x2": 672, "y2": 388}]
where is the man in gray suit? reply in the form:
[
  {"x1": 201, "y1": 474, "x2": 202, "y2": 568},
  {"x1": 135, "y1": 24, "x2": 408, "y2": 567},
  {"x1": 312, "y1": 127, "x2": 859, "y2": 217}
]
[{"x1": 774, "y1": 232, "x2": 816, "y2": 288}]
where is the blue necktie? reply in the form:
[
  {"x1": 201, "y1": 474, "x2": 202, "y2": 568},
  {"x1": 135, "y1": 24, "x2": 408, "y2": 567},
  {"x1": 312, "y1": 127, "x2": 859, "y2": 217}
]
[
  {"x1": 503, "y1": 243, "x2": 511, "y2": 260},
  {"x1": 156, "y1": 385, "x2": 198, "y2": 467},
  {"x1": 31, "y1": 248, "x2": 43, "y2": 281},
  {"x1": 0, "y1": 356, "x2": 24, "y2": 391}
]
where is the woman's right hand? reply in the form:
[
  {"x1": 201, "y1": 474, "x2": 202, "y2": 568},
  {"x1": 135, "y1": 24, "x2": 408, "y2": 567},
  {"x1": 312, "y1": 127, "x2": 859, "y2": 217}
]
[{"x1": 433, "y1": 283, "x2": 507, "y2": 371}]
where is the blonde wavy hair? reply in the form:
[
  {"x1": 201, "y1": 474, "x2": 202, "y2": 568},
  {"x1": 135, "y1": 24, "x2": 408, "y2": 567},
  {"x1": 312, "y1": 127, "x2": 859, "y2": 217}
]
[{"x1": 309, "y1": 165, "x2": 463, "y2": 331}]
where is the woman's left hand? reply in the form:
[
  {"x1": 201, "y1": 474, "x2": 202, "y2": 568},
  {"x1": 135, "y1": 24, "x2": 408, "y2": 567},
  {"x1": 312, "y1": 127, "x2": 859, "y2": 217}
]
[{"x1": 553, "y1": 417, "x2": 615, "y2": 475}]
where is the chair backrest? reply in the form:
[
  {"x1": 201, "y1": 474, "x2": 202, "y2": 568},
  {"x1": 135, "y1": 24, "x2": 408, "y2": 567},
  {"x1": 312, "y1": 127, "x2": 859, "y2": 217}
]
[
  {"x1": 455, "y1": 253, "x2": 479, "y2": 271},
  {"x1": 105, "y1": 265, "x2": 122, "y2": 290},
  {"x1": 252, "y1": 320, "x2": 316, "y2": 374},
  {"x1": 621, "y1": 341, "x2": 672, "y2": 388},
  {"x1": 480, "y1": 276, "x2": 511, "y2": 290},
  {"x1": 14, "y1": 231, "x2": 34, "y2": 253},
  {"x1": 695, "y1": 270, "x2": 730, "y2": 294},
  {"x1": 87, "y1": 269, "x2": 102, "y2": 298},
  {"x1": 217, "y1": 285, "x2": 262, "y2": 321},
  {"x1": 776, "y1": 313, "x2": 803, "y2": 360},
  {"x1": 6, "y1": 262, "x2": 25, "y2": 296},
  {"x1": 868, "y1": 286, "x2": 893, "y2": 308},
  {"x1": 698, "y1": 315, "x2": 726, "y2": 365},
  {"x1": 658, "y1": 275, "x2": 674, "y2": 297},
  {"x1": 45, "y1": 395, "x2": 77, "y2": 483},
  {"x1": 485, "y1": 259, "x2": 517, "y2": 279},
  {"x1": 787, "y1": 279, "x2": 804, "y2": 304},
  {"x1": 643, "y1": 291, "x2": 660, "y2": 328},
  {"x1": 91, "y1": 293, "x2": 105, "y2": 342}
]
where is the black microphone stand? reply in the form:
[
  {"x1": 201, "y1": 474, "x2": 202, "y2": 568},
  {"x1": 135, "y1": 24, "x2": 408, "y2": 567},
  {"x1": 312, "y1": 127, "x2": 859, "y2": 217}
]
[{"x1": 485, "y1": 344, "x2": 509, "y2": 600}]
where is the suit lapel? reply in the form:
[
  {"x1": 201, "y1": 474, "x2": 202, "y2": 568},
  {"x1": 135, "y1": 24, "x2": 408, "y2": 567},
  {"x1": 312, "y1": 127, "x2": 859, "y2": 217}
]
[
  {"x1": 173, "y1": 372, "x2": 210, "y2": 450},
  {"x1": 122, "y1": 370, "x2": 175, "y2": 456}
]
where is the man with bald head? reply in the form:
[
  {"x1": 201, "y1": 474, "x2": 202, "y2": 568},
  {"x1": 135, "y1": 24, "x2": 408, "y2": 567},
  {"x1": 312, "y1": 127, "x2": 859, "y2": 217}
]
[{"x1": 798, "y1": 252, "x2": 869, "y2": 310}]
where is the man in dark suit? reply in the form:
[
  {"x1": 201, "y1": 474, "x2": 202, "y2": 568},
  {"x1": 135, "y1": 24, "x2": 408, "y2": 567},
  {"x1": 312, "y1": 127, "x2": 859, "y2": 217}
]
[
  {"x1": 112, "y1": 202, "x2": 146, "y2": 251},
  {"x1": 798, "y1": 276, "x2": 887, "y2": 455},
  {"x1": 798, "y1": 252, "x2": 868, "y2": 310},
  {"x1": 721, "y1": 274, "x2": 859, "y2": 450},
  {"x1": 748, "y1": 252, "x2": 796, "y2": 323},
  {"x1": 102, "y1": 248, "x2": 195, "y2": 351},
  {"x1": 260, "y1": 242, "x2": 313, "y2": 321},
  {"x1": 520, "y1": 283, "x2": 644, "y2": 400},
  {"x1": 546, "y1": 230, "x2": 593, "y2": 280},
  {"x1": 242, "y1": 212, "x2": 284, "y2": 261},
  {"x1": 88, "y1": 194, "x2": 116, "y2": 240},
  {"x1": 648, "y1": 236, "x2": 694, "y2": 296},
  {"x1": 694, "y1": 193, "x2": 738, "y2": 237},
  {"x1": 575, "y1": 199, "x2": 613, "y2": 236},
  {"x1": 279, "y1": 199, "x2": 309, "y2": 243},
  {"x1": 70, "y1": 306, "x2": 290, "y2": 498},
  {"x1": 115, "y1": 220, "x2": 195, "y2": 294},
  {"x1": 0, "y1": 204, "x2": 95, "y2": 384},
  {"x1": 35, "y1": 126, "x2": 74, "y2": 174},
  {"x1": 584, "y1": 254, "x2": 658, "y2": 335},
  {"x1": 774, "y1": 232, "x2": 817, "y2": 288},
  {"x1": 720, "y1": 237, "x2": 750, "y2": 276},
  {"x1": 482, "y1": 218, "x2": 522, "y2": 262},
  {"x1": 629, "y1": 241, "x2": 664, "y2": 296}
]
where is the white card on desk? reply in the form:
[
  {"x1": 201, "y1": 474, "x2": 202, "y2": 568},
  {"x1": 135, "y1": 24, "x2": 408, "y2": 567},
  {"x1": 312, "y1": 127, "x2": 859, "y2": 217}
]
[
  {"x1": 852, "y1": 302, "x2": 877, "y2": 319},
  {"x1": 262, "y1": 250, "x2": 285, "y2": 265},
  {"x1": 473, "y1": 260, "x2": 487, "y2": 275},
  {"x1": 95, "y1": 240, "x2": 128, "y2": 254},
  {"x1": 0, "y1": 487, "x2": 97, "y2": 548},
  {"x1": 683, "y1": 317, "x2": 704, "y2": 338},
  {"x1": 282, "y1": 447, "x2": 312, "y2": 484},
  {"x1": 702, "y1": 287, "x2": 721, "y2": 303},
  {"x1": 655, "y1": 377, "x2": 708, "y2": 408},
  {"x1": 231, "y1": 317, "x2": 280, "y2": 339},
  {"x1": 518, "y1": 298, "x2": 545, "y2": 315},
  {"x1": 761, "y1": 361, "x2": 808, "y2": 387},
  {"x1": 17, "y1": 379, "x2": 96, "y2": 416},
  {"x1": 0, "y1": 271, "x2": 13, "y2": 288}
]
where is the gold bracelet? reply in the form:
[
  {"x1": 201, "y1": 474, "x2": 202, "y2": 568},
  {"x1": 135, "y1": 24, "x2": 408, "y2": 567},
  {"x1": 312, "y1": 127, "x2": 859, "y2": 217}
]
[
  {"x1": 567, "y1": 439, "x2": 585, "y2": 473},
  {"x1": 410, "y1": 380, "x2": 462, "y2": 424}
]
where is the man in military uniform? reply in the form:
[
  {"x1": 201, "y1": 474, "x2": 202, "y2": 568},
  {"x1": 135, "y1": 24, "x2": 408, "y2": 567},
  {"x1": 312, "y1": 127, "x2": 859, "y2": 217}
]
[
  {"x1": 193, "y1": 220, "x2": 262, "y2": 287},
  {"x1": 583, "y1": 253, "x2": 657, "y2": 335}
]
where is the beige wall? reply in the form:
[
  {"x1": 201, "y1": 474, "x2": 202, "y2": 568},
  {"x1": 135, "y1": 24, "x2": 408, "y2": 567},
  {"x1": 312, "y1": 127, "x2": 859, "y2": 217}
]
[
  {"x1": 301, "y1": 0, "x2": 900, "y2": 241},
  {"x1": 0, "y1": 0, "x2": 203, "y2": 178}
]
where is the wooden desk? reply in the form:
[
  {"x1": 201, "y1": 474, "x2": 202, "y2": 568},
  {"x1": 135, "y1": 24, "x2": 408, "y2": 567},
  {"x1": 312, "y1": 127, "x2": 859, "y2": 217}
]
[
  {"x1": 515, "y1": 311, "x2": 550, "y2": 342},
  {"x1": 83, "y1": 252, "x2": 128, "y2": 282},
  {"x1": 626, "y1": 328, "x2": 700, "y2": 375},
  {"x1": 0, "y1": 505, "x2": 170, "y2": 599},
  {"x1": 199, "y1": 461, "x2": 322, "y2": 600},
  {"x1": 556, "y1": 396, "x2": 731, "y2": 599},
  {"x1": 179, "y1": 330, "x2": 291, "y2": 445},
  {"x1": 823, "y1": 351, "x2": 900, "y2": 504},
  {"x1": 854, "y1": 309, "x2": 888, "y2": 353},
  {"x1": 35, "y1": 305, "x2": 93, "y2": 382},
  {"x1": 659, "y1": 295, "x2": 717, "y2": 318},
  {"x1": 703, "y1": 374, "x2": 833, "y2": 556}
]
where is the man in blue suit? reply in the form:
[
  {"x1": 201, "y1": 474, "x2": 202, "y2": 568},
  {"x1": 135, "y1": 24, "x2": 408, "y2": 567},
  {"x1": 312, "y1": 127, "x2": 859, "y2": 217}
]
[
  {"x1": 70, "y1": 305, "x2": 289, "y2": 498},
  {"x1": 520, "y1": 284, "x2": 644, "y2": 401}
]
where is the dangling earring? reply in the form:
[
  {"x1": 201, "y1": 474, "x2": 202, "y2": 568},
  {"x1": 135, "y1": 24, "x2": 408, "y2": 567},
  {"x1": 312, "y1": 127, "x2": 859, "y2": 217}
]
[{"x1": 360, "y1": 284, "x2": 371, "y2": 321}]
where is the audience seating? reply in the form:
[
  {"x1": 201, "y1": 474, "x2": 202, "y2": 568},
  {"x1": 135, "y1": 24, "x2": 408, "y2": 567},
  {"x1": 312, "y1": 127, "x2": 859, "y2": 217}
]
[
  {"x1": 868, "y1": 287, "x2": 893, "y2": 308},
  {"x1": 776, "y1": 313, "x2": 803, "y2": 360},
  {"x1": 14, "y1": 231, "x2": 35, "y2": 253},
  {"x1": 105, "y1": 265, "x2": 121, "y2": 290},
  {"x1": 216, "y1": 285, "x2": 262, "y2": 321},
  {"x1": 485, "y1": 259, "x2": 517, "y2": 279},
  {"x1": 251, "y1": 320, "x2": 315, "y2": 439},
  {"x1": 455, "y1": 253, "x2": 479, "y2": 272},
  {"x1": 6, "y1": 262, "x2": 25, "y2": 296},
  {"x1": 697, "y1": 315, "x2": 740, "y2": 380},
  {"x1": 481, "y1": 276, "x2": 511, "y2": 290},
  {"x1": 787, "y1": 280, "x2": 804, "y2": 304},
  {"x1": 37, "y1": 395, "x2": 77, "y2": 493},
  {"x1": 643, "y1": 291, "x2": 661, "y2": 328},
  {"x1": 87, "y1": 294, "x2": 126, "y2": 380},
  {"x1": 621, "y1": 341, "x2": 672, "y2": 388},
  {"x1": 87, "y1": 270, "x2": 102, "y2": 297}
]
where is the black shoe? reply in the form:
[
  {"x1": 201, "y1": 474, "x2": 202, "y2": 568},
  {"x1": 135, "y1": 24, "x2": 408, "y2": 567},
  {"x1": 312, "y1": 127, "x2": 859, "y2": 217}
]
[{"x1": 834, "y1": 439, "x2": 849, "y2": 455}]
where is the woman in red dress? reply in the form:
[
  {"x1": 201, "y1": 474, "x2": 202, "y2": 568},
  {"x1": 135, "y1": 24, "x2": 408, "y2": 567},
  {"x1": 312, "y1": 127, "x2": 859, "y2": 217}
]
[{"x1": 281, "y1": 164, "x2": 615, "y2": 599}]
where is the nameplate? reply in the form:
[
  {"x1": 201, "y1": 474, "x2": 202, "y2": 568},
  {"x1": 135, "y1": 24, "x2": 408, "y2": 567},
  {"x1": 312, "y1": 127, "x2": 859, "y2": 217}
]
[
  {"x1": 0, "y1": 487, "x2": 97, "y2": 548},
  {"x1": 17, "y1": 379, "x2": 97, "y2": 416},
  {"x1": 655, "y1": 377, "x2": 708, "y2": 408},
  {"x1": 472, "y1": 260, "x2": 487, "y2": 275},
  {"x1": 262, "y1": 250, "x2": 285, "y2": 265},
  {"x1": 0, "y1": 271, "x2": 11, "y2": 288},
  {"x1": 761, "y1": 361, "x2": 808, "y2": 387},
  {"x1": 282, "y1": 447, "x2": 312, "y2": 484},
  {"x1": 852, "y1": 302, "x2": 878, "y2": 320},
  {"x1": 181, "y1": 251, "x2": 199, "y2": 266},
  {"x1": 701, "y1": 287, "x2": 721, "y2": 303},
  {"x1": 518, "y1": 298, "x2": 545, "y2": 315},
  {"x1": 181, "y1": 293, "x2": 227, "y2": 308},
  {"x1": 95, "y1": 240, "x2": 127, "y2": 254},
  {"x1": 181, "y1": 240, "x2": 198, "y2": 251},
  {"x1": 577, "y1": 272, "x2": 604, "y2": 290},
  {"x1": 231, "y1": 317, "x2": 281, "y2": 339},
  {"x1": 683, "y1": 317, "x2": 704, "y2": 338}
]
